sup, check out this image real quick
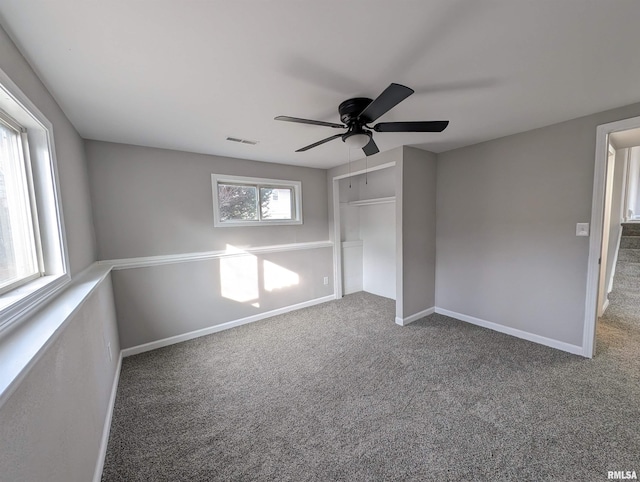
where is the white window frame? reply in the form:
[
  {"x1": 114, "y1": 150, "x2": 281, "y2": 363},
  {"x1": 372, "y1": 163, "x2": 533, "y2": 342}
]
[
  {"x1": 0, "y1": 110, "x2": 43, "y2": 295},
  {"x1": 212, "y1": 174, "x2": 302, "y2": 227},
  {"x1": 0, "y1": 68, "x2": 70, "y2": 332}
]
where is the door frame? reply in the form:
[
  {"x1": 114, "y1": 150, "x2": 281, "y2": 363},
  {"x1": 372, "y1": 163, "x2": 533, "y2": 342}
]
[
  {"x1": 596, "y1": 144, "x2": 616, "y2": 317},
  {"x1": 583, "y1": 114, "x2": 640, "y2": 357}
]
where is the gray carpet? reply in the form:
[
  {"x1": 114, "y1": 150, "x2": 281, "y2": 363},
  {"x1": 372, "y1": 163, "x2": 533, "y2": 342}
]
[{"x1": 102, "y1": 275, "x2": 640, "y2": 480}]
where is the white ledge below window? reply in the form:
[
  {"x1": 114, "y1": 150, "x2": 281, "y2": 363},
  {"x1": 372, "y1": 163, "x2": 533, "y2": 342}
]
[
  {"x1": 0, "y1": 274, "x2": 70, "y2": 331},
  {"x1": 0, "y1": 263, "x2": 111, "y2": 408}
]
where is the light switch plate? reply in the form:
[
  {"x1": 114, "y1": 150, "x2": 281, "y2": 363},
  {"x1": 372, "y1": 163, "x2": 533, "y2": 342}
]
[{"x1": 576, "y1": 223, "x2": 590, "y2": 236}]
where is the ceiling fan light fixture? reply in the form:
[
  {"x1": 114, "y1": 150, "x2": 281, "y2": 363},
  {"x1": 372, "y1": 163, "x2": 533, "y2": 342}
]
[{"x1": 343, "y1": 132, "x2": 370, "y2": 149}]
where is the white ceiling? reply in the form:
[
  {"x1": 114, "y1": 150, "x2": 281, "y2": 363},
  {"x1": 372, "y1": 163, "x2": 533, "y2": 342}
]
[{"x1": 1, "y1": 1, "x2": 640, "y2": 169}]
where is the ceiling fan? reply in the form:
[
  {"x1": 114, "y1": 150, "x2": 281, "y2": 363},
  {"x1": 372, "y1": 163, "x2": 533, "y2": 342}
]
[{"x1": 275, "y1": 83, "x2": 449, "y2": 156}]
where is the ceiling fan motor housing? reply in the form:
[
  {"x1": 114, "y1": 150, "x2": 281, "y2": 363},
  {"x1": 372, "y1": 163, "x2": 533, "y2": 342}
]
[{"x1": 338, "y1": 97, "x2": 373, "y2": 125}]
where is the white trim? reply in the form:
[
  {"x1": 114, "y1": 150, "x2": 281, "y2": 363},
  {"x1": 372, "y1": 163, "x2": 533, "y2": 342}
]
[
  {"x1": 436, "y1": 307, "x2": 585, "y2": 356},
  {"x1": 332, "y1": 178, "x2": 343, "y2": 299},
  {"x1": 0, "y1": 67, "x2": 70, "y2": 332},
  {"x1": 348, "y1": 196, "x2": 396, "y2": 207},
  {"x1": 121, "y1": 295, "x2": 335, "y2": 357},
  {"x1": 0, "y1": 274, "x2": 70, "y2": 333},
  {"x1": 608, "y1": 227, "x2": 623, "y2": 294},
  {"x1": 395, "y1": 159, "x2": 404, "y2": 322},
  {"x1": 602, "y1": 298, "x2": 610, "y2": 314},
  {"x1": 99, "y1": 240, "x2": 333, "y2": 270},
  {"x1": 341, "y1": 240, "x2": 363, "y2": 248},
  {"x1": 332, "y1": 161, "x2": 396, "y2": 181},
  {"x1": 623, "y1": 147, "x2": 632, "y2": 222},
  {"x1": 93, "y1": 352, "x2": 122, "y2": 482},
  {"x1": 395, "y1": 306, "x2": 435, "y2": 326},
  {"x1": 584, "y1": 115, "x2": 640, "y2": 358}
]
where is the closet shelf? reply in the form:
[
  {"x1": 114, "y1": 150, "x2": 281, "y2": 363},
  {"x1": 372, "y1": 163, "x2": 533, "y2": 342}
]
[
  {"x1": 347, "y1": 196, "x2": 395, "y2": 207},
  {"x1": 341, "y1": 240, "x2": 363, "y2": 248}
]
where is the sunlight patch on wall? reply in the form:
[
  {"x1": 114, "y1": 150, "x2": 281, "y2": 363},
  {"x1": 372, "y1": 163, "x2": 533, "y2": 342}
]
[
  {"x1": 220, "y1": 245, "x2": 259, "y2": 306},
  {"x1": 264, "y1": 260, "x2": 299, "y2": 292}
]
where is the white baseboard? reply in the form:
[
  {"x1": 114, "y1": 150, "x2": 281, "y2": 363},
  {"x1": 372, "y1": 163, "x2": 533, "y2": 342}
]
[
  {"x1": 395, "y1": 306, "x2": 435, "y2": 326},
  {"x1": 122, "y1": 295, "x2": 335, "y2": 357},
  {"x1": 602, "y1": 297, "x2": 610, "y2": 314},
  {"x1": 434, "y1": 307, "x2": 585, "y2": 356},
  {"x1": 93, "y1": 352, "x2": 122, "y2": 482}
]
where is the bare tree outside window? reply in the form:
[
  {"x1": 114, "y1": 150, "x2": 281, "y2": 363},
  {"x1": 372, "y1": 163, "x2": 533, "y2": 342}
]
[{"x1": 218, "y1": 184, "x2": 257, "y2": 221}]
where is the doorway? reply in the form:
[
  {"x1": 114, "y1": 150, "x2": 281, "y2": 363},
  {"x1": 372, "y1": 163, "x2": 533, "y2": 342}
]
[
  {"x1": 585, "y1": 116, "x2": 640, "y2": 357},
  {"x1": 332, "y1": 162, "x2": 397, "y2": 300}
]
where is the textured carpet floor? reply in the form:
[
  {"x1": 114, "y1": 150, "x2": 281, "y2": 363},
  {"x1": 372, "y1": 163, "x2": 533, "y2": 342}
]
[{"x1": 102, "y1": 276, "x2": 640, "y2": 480}]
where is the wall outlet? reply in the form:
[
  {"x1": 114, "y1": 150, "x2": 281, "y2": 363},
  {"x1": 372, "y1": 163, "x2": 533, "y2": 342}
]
[{"x1": 323, "y1": 276, "x2": 329, "y2": 285}]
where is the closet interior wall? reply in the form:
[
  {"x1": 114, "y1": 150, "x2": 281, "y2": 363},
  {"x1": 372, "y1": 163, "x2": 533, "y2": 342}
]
[{"x1": 339, "y1": 166, "x2": 396, "y2": 299}]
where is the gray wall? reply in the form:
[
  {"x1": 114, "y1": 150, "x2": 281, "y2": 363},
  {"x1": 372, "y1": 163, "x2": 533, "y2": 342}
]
[
  {"x1": 0, "y1": 277, "x2": 119, "y2": 482},
  {"x1": 0, "y1": 24, "x2": 119, "y2": 482},
  {"x1": 436, "y1": 102, "x2": 640, "y2": 346},
  {"x1": 86, "y1": 140, "x2": 329, "y2": 259},
  {"x1": 113, "y1": 249, "x2": 333, "y2": 349},
  {"x1": 85, "y1": 140, "x2": 333, "y2": 349},
  {"x1": 397, "y1": 146, "x2": 437, "y2": 319}
]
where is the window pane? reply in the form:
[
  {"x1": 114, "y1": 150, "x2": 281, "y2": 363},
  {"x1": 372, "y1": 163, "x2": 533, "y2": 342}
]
[
  {"x1": 260, "y1": 187, "x2": 293, "y2": 220},
  {"x1": 0, "y1": 122, "x2": 38, "y2": 290},
  {"x1": 217, "y1": 184, "x2": 258, "y2": 221}
]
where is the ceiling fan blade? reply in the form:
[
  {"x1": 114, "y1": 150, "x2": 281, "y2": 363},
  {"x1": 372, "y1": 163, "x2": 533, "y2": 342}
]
[
  {"x1": 275, "y1": 116, "x2": 345, "y2": 129},
  {"x1": 358, "y1": 83, "x2": 414, "y2": 123},
  {"x1": 362, "y1": 137, "x2": 379, "y2": 156},
  {"x1": 296, "y1": 133, "x2": 343, "y2": 152},
  {"x1": 373, "y1": 121, "x2": 449, "y2": 133}
]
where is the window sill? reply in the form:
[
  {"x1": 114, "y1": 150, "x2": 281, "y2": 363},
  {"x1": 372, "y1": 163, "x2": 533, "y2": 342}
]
[
  {"x1": 0, "y1": 263, "x2": 111, "y2": 408},
  {"x1": 214, "y1": 219, "x2": 303, "y2": 228},
  {"x1": 0, "y1": 274, "x2": 70, "y2": 333}
]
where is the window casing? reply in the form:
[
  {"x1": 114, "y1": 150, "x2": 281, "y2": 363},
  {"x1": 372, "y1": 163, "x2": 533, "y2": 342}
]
[
  {"x1": 0, "y1": 69, "x2": 69, "y2": 332},
  {"x1": 212, "y1": 174, "x2": 302, "y2": 227}
]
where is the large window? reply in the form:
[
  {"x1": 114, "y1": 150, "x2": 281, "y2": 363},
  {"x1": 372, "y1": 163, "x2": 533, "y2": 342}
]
[
  {"x1": 0, "y1": 69, "x2": 69, "y2": 331},
  {"x1": 212, "y1": 174, "x2": 302, "y2": 227},
  {"x1": 0, "y1": 112, "x2": 41, "y2": 295}
]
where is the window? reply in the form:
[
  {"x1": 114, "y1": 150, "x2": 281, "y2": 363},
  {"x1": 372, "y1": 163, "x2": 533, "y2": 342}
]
[
  {"x1": 0, "y1": 112, "x2": 41, "y2": 295},
  {"x1": 212, "y1": 174, "x2": 302, "y2": 227},
  {"x1": 0, "y1": 69, "x2": 69, "y2": 331}
]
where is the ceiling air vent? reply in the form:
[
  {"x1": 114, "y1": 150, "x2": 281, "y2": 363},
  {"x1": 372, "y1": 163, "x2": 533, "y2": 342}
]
[{"x1": 226, "y1": 137, "x2": 258, "y2": 145}]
